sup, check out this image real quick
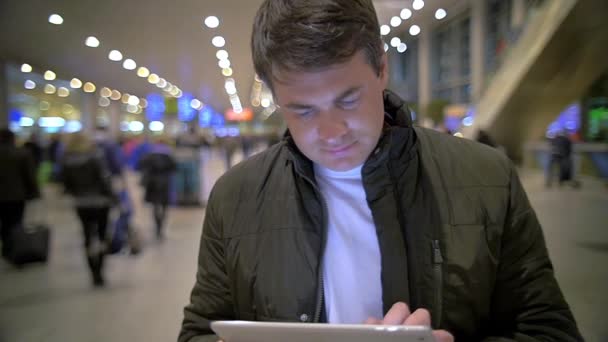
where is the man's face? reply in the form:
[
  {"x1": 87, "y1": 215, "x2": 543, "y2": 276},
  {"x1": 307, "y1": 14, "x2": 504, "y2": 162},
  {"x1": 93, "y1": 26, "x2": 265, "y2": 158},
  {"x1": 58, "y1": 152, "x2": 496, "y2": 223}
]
[{"x1": 273, "y1": 51, "x2": 389, "y2": 171}]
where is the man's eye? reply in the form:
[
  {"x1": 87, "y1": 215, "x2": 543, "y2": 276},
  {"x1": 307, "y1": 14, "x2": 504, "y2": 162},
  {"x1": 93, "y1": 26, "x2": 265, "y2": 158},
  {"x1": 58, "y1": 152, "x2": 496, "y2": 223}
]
[
  {"x1": 294, "y1": 110, "x2": 314, "y2": 117},
  {"x1": 339, "y1": 99, "x2": 359, "y2": 109}
]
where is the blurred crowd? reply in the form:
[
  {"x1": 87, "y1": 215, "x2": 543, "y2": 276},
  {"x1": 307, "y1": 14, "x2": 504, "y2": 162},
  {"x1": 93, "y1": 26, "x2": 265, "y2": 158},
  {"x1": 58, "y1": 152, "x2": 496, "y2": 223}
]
[{"x1": 0, "y1": 126, "x2": 278, "y2": 286}]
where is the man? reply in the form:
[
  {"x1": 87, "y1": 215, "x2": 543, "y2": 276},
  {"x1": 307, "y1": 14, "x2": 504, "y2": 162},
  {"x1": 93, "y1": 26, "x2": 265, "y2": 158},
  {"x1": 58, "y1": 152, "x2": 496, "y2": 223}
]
[
  {"x1": 0, "y1": 128, "x2": 40, "y2": 261},
  {"x1": 179, "y1": 1, "x2": 582, "y2": 341}
]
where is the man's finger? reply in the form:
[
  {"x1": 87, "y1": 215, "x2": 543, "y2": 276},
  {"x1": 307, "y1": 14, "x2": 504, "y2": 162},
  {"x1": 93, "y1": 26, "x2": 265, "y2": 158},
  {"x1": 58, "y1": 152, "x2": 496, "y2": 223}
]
[
  {"x1": 364, "y1": 317, "x2": 382, "y2": 324},
  {"x1": 382, "y1": 302, "x2": 410, "y2": 325},
  {"x1": 403, "y1": 308, "x2": 431, "y2": 326},
  {"x1": 432, "y1": 330, "x2": 455, "y2": 342}
]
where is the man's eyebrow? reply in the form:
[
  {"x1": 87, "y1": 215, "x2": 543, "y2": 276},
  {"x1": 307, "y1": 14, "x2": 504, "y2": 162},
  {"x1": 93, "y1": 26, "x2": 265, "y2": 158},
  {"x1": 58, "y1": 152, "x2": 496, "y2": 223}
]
[
  {"x1": 335, "y1": 86, "x2": 363, "y2": 101},
  {"x1": 284, "y1": 86, "x2": 363, "y2": 110}
]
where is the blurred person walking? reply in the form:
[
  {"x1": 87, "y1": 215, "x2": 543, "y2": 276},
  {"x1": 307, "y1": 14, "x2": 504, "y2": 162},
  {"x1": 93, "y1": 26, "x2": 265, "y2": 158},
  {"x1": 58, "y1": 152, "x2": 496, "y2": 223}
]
[
  {"x1": 23, "y1": 132, "x2": 43, "y2": 170},
  {"x1": 60, "y1": 133, "x2": 115, "y2": 287},
  {"x1": 137, "y1": 137, "x2": 177, "y2": 241},
  {"x1": 546, "y1": 131, "x2": 578, "y2": 188},
  {"x1": 0, "y1": 128, "x2": 40, "y2": 262}
]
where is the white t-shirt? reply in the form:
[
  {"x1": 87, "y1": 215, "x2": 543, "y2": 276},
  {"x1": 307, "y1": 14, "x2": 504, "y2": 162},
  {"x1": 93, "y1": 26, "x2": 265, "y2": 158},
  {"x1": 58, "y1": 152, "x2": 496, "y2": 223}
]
[{"x1": 314, "y1": 163, "x2": 383, "y2": 324}]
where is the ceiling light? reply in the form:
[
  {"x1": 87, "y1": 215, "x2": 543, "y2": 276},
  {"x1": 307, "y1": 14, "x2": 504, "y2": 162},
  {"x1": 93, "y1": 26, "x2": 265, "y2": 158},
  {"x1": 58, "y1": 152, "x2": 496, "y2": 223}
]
[
  {"x1": 62, "y1": 104, "x2": 74, "y2": 115},
  {"x1": 129, "y1": 121, "x2": 144, "y2": 132},
  {"x1": 44, "y1": 70, "x2": 56, "y2": 81},
  {"x1": 123, "y1": 58, "x2": 136, "y2": 70},
  {"x1": 137, "y1": 67, "x2": 150, "y2": 77},
  {"x1": 157, "y1": 78, "x2": 167, "y2": 88},
  {"x1": 128, "y1": 95, "x2": 140, "y2": 106},
  {"x1": 48, "y1": 14, "x2": 63, "y2": 25},
  {"x1": 44, "y1": 84, "x2": 56, "y2": 94},
  {"x1": 222, "y1": 67, "x2": 233, "y2": 77},
  {"x1": 99, "y1": 97, "x2": 111, "y2": 107},
  {"x1": 261, "y1": 98, "x2": 271, "y2": 108},
  {"x1": 21, "y1": 64, "x2": 32, "y2": 73},
  {"x1": 83, "y1": 82, "x2": 96, "y2": 93},
  {"x1": 170, "y1": 87, "x2": 180, "y2": 96},
  {"x1": 70, "y1": 78, "x2": 82, "y2": 89},
  {"x1": 390, "y1": 37, "x2": 401, "y2": 47},
  {"x1": 127, "y1": 104, "x2": 138, "y2": 113},
  {"x1": 108, "y1": 50, "x2": 123, "y2": 61},
  {"x1": 390, "y1": 16, "x2": 402, "y2": 27},
  {"x1": 435, "y1": 8, "x2": 447, "y2": 20},
  {"x1": 384, "y1": 43, "x2": 389, "y2": 52},
  {"x1": 149, "y1": 121, "x2": 165, "y2": 132},
  {"x1": 122, "y1": 93, "x2": 130, "y2": 104},
  {"x1": 148, "y1": 73, "x2": 160, "y2": 84},
  {"x1": 412, "y1": 0, "x2": 424, "y2": 11},
  {"x1": 216, "y1": 50, "x2": 229, "y2": 60},
  {"x1": 24, "y1": 80, "x2": 36, "y2": 89},
  {"x1": 164, "y1": 83, "x2": 173, "y2": 92},
  {"x1": 409, "y1": 25, "x2": 421, "y2": 36},
  {"x1": 204, "y1": 16, "x2": 220, "y2": 28},
  {"x1": 212, "y1": 36, "x2": 225, "y2": 48},
  {"x1": 174, "y1": 90, "x2": 183, "y2": 98},
  {"x1": 400, "y1": 8, "x2": 412, "y2": 20},
  {"x1": 85, "y1": 36, "x2": 100, "y2": 47},
  {"x1": 397, "y1": 43, "x2": 408, "y2": 53},
  {"x1": 140, "y1": 99, "x2": 148, "y2": 108},
  {"x1": 191, "y1": 99, "x2": 202, "y2": 110},
  {"x1": 380, "y1": 25, "x2": 390, "y2": 36},
  {"x1": 57, "y1": 87, "x2": 70, "y2": 97},
  {"x1": 100, "y1": 87, "x2": 112, "y2": 97},
  {"x1": 218, "y1": 59, "x2": 231, "y2": 69},
  {"x1": 111, "y1": 90, "x2": 121, "y2": 100},
  {"x1": 40, "y1": 101, "x2": 50, "y2": 111}
]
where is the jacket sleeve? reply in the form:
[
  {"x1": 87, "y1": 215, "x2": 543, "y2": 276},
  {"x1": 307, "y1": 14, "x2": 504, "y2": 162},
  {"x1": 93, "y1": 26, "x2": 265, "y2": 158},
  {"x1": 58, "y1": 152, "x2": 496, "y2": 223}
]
[
  {"x1": 482, "y1": 165, "x2": 583, "y2": 341},
  {"x1": 178, "y1": 186, "x2": 234, "y2": 342}
]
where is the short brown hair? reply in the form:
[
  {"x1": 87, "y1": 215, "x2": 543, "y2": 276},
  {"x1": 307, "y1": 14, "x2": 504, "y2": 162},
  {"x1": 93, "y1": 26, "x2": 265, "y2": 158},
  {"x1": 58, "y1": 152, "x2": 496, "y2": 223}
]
[{"x1": 251, "y1": 0, "x2": 384, "y2": 91}]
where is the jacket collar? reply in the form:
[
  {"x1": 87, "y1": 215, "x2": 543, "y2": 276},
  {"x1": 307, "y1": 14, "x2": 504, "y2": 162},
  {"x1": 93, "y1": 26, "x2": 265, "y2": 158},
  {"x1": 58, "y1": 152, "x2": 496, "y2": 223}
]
[{"x1": 285, "y1": 89, "x2": 414, "y2": 179}]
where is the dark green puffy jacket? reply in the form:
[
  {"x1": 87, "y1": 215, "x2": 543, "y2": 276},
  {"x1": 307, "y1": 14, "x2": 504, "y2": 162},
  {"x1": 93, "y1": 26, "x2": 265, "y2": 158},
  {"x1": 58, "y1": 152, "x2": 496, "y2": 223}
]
[{"x1": 179, "y1": 91, "x2": 582, "y2": 342}]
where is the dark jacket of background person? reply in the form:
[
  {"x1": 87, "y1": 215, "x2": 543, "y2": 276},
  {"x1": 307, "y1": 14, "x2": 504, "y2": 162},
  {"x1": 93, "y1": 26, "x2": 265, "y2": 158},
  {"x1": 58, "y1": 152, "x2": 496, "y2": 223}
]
[
  {"x1": 23, "y1": 135, "x2": 43, "y2": 169},
  {"x1": 0, "y1": 129, "x2": 41, "y2": 260},
  {"x1": 60, "y1": 148, "x2": 114, "y2": 208},
  {"x1": 0, "y1": 142, "x2": 40, "y2": 203},
  {"x1": 137, "y1": 150, "x2": 177, "y2": 205},
  {"x1": 179, "y1": 93, "x2": 581, "y2": 342}
]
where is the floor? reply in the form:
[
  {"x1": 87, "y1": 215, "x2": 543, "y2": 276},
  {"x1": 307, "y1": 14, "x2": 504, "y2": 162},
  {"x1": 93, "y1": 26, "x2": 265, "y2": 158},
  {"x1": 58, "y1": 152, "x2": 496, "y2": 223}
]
[{"x1": 0, "y1": 158, "x2": 606, "y2": 342}]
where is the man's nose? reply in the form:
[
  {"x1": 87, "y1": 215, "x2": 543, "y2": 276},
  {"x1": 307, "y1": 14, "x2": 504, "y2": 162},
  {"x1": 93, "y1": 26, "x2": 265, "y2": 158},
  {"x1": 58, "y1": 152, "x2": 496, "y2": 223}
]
[{"x1": 317, "y1": 113, "x2": 348, "y2": 144}]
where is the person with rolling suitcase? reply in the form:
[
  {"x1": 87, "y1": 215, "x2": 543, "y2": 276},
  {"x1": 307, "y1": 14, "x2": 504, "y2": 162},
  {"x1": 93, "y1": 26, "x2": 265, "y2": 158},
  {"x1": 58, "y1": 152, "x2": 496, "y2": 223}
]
[
  {"x1": 60, "y1": 133, "x2": 115, "y2": 287},
  {"x1": 0, "y1": 128, "x2": 41, "y2": 264}
]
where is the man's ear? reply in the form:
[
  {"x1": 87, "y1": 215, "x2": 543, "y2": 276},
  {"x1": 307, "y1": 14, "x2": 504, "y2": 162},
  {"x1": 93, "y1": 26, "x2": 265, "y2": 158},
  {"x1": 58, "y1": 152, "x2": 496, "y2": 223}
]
[{"x1": 379, "y1": 53, "x2": 389, "y2": 88}]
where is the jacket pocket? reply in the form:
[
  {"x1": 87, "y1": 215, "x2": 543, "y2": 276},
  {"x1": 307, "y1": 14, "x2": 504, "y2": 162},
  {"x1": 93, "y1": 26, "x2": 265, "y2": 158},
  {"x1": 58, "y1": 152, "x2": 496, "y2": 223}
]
[{"x1": 442, "y1": 224, "x2": 498, "y2": 332}]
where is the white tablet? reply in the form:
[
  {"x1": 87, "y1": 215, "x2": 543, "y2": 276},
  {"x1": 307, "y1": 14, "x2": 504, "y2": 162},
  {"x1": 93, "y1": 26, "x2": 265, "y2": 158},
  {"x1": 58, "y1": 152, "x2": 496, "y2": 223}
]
[{"x1": 211, "y1": 320, "x2": 435, "y2": 342}]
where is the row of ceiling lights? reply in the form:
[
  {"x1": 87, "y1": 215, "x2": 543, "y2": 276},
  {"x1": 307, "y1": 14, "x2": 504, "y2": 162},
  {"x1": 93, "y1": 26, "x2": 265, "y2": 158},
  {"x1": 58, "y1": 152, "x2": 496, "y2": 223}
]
[
  {"x1": 47, "y1": 13, "x2": 206, "y2": 113},
  {"x1": 379, "y1": 0, "x2": 447, "y2": 54},
  {"x1": 204, "y1": 15, "x2": 243, "y2": 114},
  {"x1": 21, "y1": 62, "x2": 148, "y2": 115}
]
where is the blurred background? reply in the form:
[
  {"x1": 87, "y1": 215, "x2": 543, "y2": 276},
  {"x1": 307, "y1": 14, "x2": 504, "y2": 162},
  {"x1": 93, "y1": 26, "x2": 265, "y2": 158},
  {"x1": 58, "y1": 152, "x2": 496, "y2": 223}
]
[{"x1": 0, "y1": 0, "x2": 607, "y2": 341}]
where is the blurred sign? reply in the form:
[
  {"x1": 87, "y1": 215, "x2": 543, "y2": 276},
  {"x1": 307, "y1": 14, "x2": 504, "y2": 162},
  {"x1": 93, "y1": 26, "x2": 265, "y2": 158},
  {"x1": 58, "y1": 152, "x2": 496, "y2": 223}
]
[
  {"x1": 178, "y1": 93, "x2": 197, "y2": 122},
  {"x1": 444, "y1": 104, "x2": 468, "y2": 117},
  {"x1": 146, "y1": 93, "x2": 165, "y2": 122},
  {"x1": 225, "y1": 108, "x2": 253, "y2": 122}
]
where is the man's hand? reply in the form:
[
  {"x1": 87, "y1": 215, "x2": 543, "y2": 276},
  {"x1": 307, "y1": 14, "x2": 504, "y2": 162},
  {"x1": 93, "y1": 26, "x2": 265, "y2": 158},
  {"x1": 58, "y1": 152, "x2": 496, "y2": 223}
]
[{"x1": 364, "y1": 302, "x2": 454, "y2": 342}]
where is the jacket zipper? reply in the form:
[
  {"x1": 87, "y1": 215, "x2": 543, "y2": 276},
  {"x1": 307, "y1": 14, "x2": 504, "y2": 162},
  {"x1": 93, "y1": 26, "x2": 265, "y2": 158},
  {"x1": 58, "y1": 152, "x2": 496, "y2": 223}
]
[
  {"x1": 432, "y1": 239, "x2": 444, "y2": 327},
  {"x1": 299, "y1": 173, "x2": 329, "y2": 323}
]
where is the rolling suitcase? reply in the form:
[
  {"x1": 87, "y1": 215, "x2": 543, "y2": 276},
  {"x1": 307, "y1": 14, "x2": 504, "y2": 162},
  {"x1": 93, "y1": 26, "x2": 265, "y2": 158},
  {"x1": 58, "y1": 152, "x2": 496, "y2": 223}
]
[{"x1": 9, "y1": 224, "x2": 50, "y2": 265}]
